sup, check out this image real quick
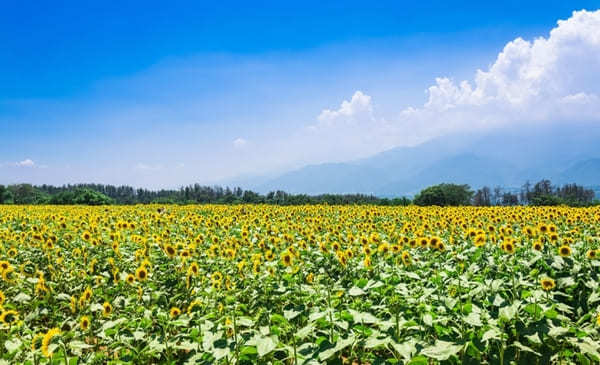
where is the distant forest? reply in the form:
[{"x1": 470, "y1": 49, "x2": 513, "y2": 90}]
[{"x1": 0, "y1": 179, "x2": 596, "y2": 206}]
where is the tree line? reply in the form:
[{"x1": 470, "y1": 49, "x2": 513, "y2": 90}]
[
  {"x1": 0, "y1": 183, "x2": 411, "y2": 206},
  {"x1": 0, "y1": 179, "x2": 596, "y2": 206}
]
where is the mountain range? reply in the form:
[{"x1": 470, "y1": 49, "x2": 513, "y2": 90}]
[{"x1": 228, "y1": 122, "x2": 600, "y2": 197}]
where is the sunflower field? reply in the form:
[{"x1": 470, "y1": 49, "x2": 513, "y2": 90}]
[{"x1": 1, "y1": 205, "x2": 600, "y2": 364}]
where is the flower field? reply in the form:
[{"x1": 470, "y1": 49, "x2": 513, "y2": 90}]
[{"x1": 1, "y1": 205, "x2": 600, "y2": 364}]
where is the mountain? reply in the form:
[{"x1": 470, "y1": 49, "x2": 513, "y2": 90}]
[
  {"x1": 558, "y1": 159, "x2": 600, "y2": 186},
  {"x1": 245, "y1": 123, "x2": 600, "y2": 196}
]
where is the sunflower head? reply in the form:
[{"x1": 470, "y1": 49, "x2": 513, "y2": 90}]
[
  {"x1": 41, "y1": 328, "x2": 61, "y2": 358},
  {"x1": 102, "y1": 301, "x2": 113, "y2": 317},
  {"x1": 540, "y1": 277, "x2": 556, "y2": 291},
  {"x1": 0, "y1": 309, "x2": 18, "y2": 325},
  {"x1": 281, "y1": 252, "x2": 293, "y2": 267},
  {"x1": 170, "y1": 307, "x2": 181, "y2": 318},
  {"x1": 80, "y1": 316, "x2": 90, "y2": 331},
  {"x1": 164, "y1": 244, "x2": 177, "y2": 258},
  {"x1": 558, "y1": 245, "x2": 572, "y2": 257},
  {"x1": 31, "y1": 333, "x2": 44, "y2": 352},
  {"x1": 504, "y1": 241, "x2": 516, "y2": 254},
  {"x1": 401, "y1": 251, "x2": 411, "y2": 265},
  {"x1": 136, "y1": 266, "x2": 148, "y2": 281}
]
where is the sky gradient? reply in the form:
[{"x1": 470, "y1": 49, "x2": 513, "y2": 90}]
[{"x1": 2, "y1": 1, "x2": 599, "y2": 188}]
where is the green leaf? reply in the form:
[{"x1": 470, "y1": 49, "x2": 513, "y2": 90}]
[
  {"x1": 420, "y1": 340, "x2": 462, "y2": 361},
  {"x1": 525, "y1": 333, "x2": 542, "y2": 345},
  {"x1": 348, "y1": 309, "x2": 379, "y2": 324},
  {"x1": 548, "y1": 326, "x2": 569, "y2": 338},
  {"x1": 4, "y1": 338, "x2": 21, "y2": 353},
  {"x1": 69, "y1": 340, "x2": 94, "y2": 355},
  {"x1": 511, "y1": 341, "x2": 541, "y2": 357},
  {"x1": 407, "y1": 355, "x2": 429, "y2": 365},
  {"x1": 391, "y1": 339, "x2": 417, "y2": 360},
  {"x1": 349, "y1": 286, "x2": 366, "y2": 296},
  {"x1": 318, "y1": 335, "x2": 354, "y2": 361},
  {"x1": 13, "y1": 293, "x2": 31, "y2": 303},
  {"x1": 481, "y1": 328, "x2": 502, "y2": 343},
  {"x1": 574, "y1": 338, "x2": 600, "y2": 360},
  {"x1": 463, "y1": 312, "x2": 482, "y2": 327},
  {"x1": 283, "y1": 309, "x2": 301, "y2": 320},
  {"x1": 422, "y1": 314, "x2": 433, "y2": 327},
  {"x1": 365, "y1": 336, "x2": 390, "y2": 349},
  {"x1": 499, "y1": 301, "x2": 520, "y2": 322},
  {"x1": 257, "y1": 336, "x2": 278, "y2": 357},
  {"x1": 295, "y1": 323, "x2": 315, "y2": 340}
]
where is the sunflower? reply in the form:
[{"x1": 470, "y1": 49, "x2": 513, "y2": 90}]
[
  {"x1": 306, "y1": 272, "x2": 314, "y2": 283},
  {"x1": 437, "y1": 241, "x2": 446, "y2": 251},
  {"x1": 587, "y1": 250, "x2": 598, "y2": 259},
  {"x1": 211, "y1": 271, "x2": 223, "y2": 283},
  {"x1": 164, "y1": 244, "x2": 177, "y2": 258},
  {"x1": 31, "y1": 333, "x2": 44, "y2": 352},
  {"x1": 7, "y1": 247, "x2": 17, "y2": 257},
  {"x1": 474, "y1": 234, "x2": 486, "y2": 247},
  {"x1": 81, "y1": 231, "x2": 92, "y2": 241},
  {"x1": 540, "y1": 277, "x2": 556, "y2": 291},
  {"x1": 401, "y1": 251, "x2": 411, "y2": 265},
  {"x1": 532, "y1": 241, "x2": 543, "y2": 251},
  {"x1": 79, "y1": 316, "x2": 90, "y2": 331},
  {"x1": 0, "y1": 309, "x2": 18, "y2": 324},
  {"x1": 170, "y1": 307, "x2": 181, "y2": 318},
  {"x1": 136, "y1": 266, "x2": 148, "y2": 281},
  {"x1": 82, "y1": 286, "x2": 93, "y2": 301},
  {"x1": 363, "y1": 255, "x2": 372, "y2": 269},
  {"x1": 0, "y1": 260, "x2": 9, "y2": 272},
  {"x1": 281, "y1": 252, "x2": 293, "y2": 267},
  {"x1": 187, "y1": 299, "x2": 202, "y2": 314},
  {"x1": 41, "y1": 327, "x2": 60, "y2": 358},
  {"x1": 0, "y1": 290, "x2": 4, "y2": 306},
  {"x1": 126, "y1": 273, "x2": 135, "y2": 284},
  {"x1": 265, "y1": 250, "x2": 275, "y2": 261},
  {"x1": 503, "y1": 241, "x2": 516, "y2": 254},
  {"x1": 102, "y1": 301, "x2": 113, "y2": 317},
  {"x1": 252, "y1": 260, "x2": 261, "y2": 274},
  {"x1": 558, "y1": 245, "x2": 572, "y2": 257},
  {"x1": 332, "y1": 242, "x2": 341, "y2": 251},
  {"x1": 70, "y1": 296, "x2": 77, "y2": 313}
]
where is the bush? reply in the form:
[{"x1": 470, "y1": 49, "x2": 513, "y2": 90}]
[
  {"x1": 413, "y1": 183, "x2": 474, "y2": 206},
  {"x1": 49, "y1": 189, "x2": 114, "y2": 205}
]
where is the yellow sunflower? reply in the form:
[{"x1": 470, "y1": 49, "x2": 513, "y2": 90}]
[
  {"x1": 79, "y1": 316, "x2": 90, "y2": 331},
  {"x1": 540, "y1": 277, "x2": 556, "y2": 291},
  {"x1": 41, "y1": 327, "x2": 60, "y2": 358},
  {"x1": 558, "y1": 245, "x2": 572, "y2": 257}
]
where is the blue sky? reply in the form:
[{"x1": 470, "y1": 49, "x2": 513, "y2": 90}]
[{"x1": 1, "y1": 1, "x2": 599, "y2": 188}]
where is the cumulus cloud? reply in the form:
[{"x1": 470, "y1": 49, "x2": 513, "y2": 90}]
[
  {"x1": 16, "y1": 159, "x2": 35, "y2": 167},
  {"x1": 233, "y1": 138, "x2": 248, "y2": 149},
  {"x1": 316, "y1": 91, "x2": 373, "y2": 125},
  {"x1": 0, "y1": 159, "x2": 37, "y2": 168},
  {"x1": 312, "y1": 9, "x2": 600, "y2": 152}
]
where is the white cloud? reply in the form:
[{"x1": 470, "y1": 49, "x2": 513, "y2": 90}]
[
  {"x1": 0, "y1": 159, "x2": 37, "y2": 168},
  {"x1": 16, "y1": 159, "x2": 35, "y2": 167},
  {"x1": 233, "y1": 138, "x2": 248, "y2": 149},
  {"x1": 316, "y1": 91, "x2": 373, "y2": 125},
  {"x1": 399, "y1": 10, "x2": 600, "y2": 134},
  {"x1": 308, "y1": 10, "x2": 600, "y2": 154},
  {"x1": 135, "y1": 163, "x2": 163, "y2": 171}
]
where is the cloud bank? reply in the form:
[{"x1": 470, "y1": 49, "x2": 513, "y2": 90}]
[{"x1": 314, "y1": 9, "x2": 600, "y2": 151}]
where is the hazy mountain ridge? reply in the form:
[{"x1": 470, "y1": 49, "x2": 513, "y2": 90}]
[{"x1": 240, "y1": 124, "x2": 600, "y2": 196}]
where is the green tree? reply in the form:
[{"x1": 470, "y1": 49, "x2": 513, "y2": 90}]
[{"x1": 413, "y1": 183, "x2": 474, "y2": 206}]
